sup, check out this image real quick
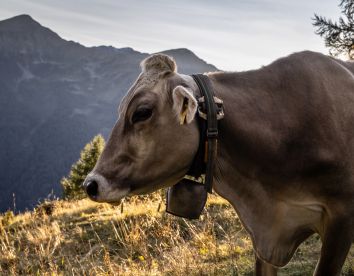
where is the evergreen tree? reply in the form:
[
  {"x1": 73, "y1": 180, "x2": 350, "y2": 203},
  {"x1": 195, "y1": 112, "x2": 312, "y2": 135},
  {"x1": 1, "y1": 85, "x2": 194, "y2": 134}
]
[
  {"x1": 61, "y1": 134, "x2": 105, "y2": 200},
  {"x1": 313, "y1": 0, "x2": 354, "y2": 59}
]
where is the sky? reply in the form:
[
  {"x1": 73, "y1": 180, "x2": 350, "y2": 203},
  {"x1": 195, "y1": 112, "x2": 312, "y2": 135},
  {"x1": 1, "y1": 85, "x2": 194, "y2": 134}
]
[{"x1": 0, "y1": 0, "x2": 342, "y2": 71}]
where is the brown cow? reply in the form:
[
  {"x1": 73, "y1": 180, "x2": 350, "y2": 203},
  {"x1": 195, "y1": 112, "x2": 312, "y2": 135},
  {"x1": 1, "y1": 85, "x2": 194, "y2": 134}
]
[{"x1": 84, "y1": 51, "x2": 354, "y2": 275}]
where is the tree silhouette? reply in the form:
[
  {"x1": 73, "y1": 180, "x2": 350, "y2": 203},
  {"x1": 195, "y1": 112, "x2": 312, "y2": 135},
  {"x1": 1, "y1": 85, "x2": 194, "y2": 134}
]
[
  {"x1": 313, "y1": 0, "x2": 354, "y2": 59},
  {"x1": 61, "y1": 134, "x2": 105, "y2": 200}
]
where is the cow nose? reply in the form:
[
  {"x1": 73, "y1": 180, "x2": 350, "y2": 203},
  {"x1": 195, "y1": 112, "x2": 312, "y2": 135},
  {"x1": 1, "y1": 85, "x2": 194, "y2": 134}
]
[{"x1": 85, "y1": 180, "x2": 99, "y2": 199}]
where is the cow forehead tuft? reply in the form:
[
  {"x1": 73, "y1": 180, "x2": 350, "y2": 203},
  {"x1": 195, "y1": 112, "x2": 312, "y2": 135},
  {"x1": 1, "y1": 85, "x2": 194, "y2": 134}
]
[{"x1": 140, "y1": 53, "x2": 177, "y2": 74}]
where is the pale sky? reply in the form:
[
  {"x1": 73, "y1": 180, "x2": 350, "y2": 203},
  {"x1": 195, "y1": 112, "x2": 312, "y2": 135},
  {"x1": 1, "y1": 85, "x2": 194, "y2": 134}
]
[{"x1": 0, "y1": 0, "x2": 342, "y2": 71}]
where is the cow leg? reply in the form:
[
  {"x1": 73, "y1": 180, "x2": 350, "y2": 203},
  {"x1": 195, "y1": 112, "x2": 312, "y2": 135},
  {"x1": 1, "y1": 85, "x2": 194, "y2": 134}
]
[
  {"x1": 255, "y1": 255, "x2": 277, "y2": 276},
  {"x1": 314, "y1": 218, "x2": 352, "y2": 276}
]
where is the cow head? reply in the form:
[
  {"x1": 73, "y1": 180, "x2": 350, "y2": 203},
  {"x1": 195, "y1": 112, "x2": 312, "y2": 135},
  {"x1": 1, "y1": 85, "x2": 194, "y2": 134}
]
[{"x1": 83, "y1": 54, "x2": 200, "y2": 203}]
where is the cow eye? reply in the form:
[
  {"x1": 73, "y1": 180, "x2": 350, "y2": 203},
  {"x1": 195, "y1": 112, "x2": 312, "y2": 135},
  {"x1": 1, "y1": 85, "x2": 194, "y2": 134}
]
[{"x1": 132, "y1": 107, "x2": 153, "y2": 124}]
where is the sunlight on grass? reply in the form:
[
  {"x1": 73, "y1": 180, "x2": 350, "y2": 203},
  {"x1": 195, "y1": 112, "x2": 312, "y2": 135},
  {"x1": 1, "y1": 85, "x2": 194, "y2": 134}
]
[{"x1": 0, "y1": 194, "x2": 353, "y2": 275}]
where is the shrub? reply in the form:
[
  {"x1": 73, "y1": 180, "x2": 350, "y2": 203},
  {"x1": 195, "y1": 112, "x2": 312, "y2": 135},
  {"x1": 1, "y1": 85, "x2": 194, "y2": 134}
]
[{"x1": 61, "y1": 134, "x2": 105, "y2": 200}]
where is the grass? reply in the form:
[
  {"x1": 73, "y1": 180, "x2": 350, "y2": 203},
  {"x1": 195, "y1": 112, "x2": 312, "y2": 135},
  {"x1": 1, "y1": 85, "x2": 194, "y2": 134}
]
[{"x1": 0, "y1": 193, "x2": 353, "y2": 275}]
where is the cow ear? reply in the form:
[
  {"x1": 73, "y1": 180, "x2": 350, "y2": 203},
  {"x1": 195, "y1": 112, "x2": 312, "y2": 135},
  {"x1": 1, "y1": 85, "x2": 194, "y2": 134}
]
[{"x1": 172, "y1": 85, "x2": 198, "y2": 125}]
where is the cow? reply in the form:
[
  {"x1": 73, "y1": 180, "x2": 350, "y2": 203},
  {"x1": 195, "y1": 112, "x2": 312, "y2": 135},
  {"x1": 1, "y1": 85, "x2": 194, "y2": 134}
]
[{"x1": 83, "y1": 51, "x2": 354, "y2": 275}]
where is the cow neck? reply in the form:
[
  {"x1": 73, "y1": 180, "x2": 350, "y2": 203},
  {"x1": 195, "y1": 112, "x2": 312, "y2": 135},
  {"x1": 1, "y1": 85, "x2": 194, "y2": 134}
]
[{"x1": 187, "y1": 74, "x2": 223, "y2": 193}]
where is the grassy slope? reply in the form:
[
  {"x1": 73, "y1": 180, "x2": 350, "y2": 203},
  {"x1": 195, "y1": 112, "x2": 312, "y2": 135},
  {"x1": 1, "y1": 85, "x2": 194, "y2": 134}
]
[{"x1": 0, "y1": 195, "x2": 353, "y2": 275}]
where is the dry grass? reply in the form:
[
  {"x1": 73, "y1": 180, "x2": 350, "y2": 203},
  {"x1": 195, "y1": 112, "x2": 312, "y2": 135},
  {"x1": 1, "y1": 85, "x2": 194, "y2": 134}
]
[{"x1": 0, "y1": 194, "x2": 353, "y2": 275}]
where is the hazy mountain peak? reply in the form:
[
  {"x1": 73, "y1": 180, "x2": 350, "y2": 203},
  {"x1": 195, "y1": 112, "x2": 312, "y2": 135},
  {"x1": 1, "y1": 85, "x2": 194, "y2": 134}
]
[
  {"x1": 0, "y1": 14, "x2": 43, "y2": 32},
  {"x1": 0, "y1": 14, "x2": 75, "y2": 58},
  {"x1": 161, "y1": 48, "x2": 217, "y2": 72},
  {"x1": 162, "y1": 48, "x2": 195, "y2": 55}
]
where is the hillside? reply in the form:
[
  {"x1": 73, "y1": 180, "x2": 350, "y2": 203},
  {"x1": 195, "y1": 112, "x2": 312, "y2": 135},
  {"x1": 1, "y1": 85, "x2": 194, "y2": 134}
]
[
  {"x1": 1, "y1": 195, "x2": 353, "y2": 275},
  {"x1": 0, "y1": 14, "x2": 218, "y2": 212}
]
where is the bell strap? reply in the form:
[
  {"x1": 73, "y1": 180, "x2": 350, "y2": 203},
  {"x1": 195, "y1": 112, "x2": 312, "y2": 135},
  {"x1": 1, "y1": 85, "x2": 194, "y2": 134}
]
[{"x1": 191, "y1": 74, "x2": 221, "y2": 193}]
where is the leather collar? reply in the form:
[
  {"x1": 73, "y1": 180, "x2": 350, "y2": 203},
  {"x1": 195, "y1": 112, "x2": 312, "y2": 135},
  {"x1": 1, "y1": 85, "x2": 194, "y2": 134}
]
[{"x1": 186, "y1": 74, "x2": 224, "y2": 193}]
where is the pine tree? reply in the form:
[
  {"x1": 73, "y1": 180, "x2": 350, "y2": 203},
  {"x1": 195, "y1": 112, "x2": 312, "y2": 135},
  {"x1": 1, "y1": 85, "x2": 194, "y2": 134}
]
[
  {"x1": 313, "y1": 0, "x2": 354, "y2": 59},
  {"x1": 61, "y1": 134, "x2": 105, "y2": 200}
]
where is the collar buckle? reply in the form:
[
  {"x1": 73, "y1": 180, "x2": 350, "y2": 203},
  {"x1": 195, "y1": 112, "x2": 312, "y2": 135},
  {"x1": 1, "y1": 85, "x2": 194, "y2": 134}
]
[
  {"x1": 207, "y1": 128, "x2": 218, "y2": 139},
  {"x1": 198, "y1": 96, "x2": 225, "y2": 120}
]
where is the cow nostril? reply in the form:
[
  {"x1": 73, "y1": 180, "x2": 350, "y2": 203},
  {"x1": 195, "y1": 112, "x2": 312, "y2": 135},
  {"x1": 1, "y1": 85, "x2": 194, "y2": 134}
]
[{"x1": 85, "y1": 180, "x2": 99, "y2": 199}]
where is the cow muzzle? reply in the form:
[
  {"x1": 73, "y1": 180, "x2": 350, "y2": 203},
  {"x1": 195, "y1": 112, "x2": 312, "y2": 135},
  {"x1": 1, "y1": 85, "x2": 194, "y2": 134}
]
[
  {"x1": 84, "y1": 179, "x2": 99, "y2": 200},
  {"x1": 83, "y1": 173, "x2": 129, "y2": 203}
]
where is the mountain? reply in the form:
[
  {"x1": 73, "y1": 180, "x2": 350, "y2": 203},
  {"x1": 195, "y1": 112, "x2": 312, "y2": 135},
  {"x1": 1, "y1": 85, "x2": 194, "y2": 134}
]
[{"x1": 0, "y1": 14, "x2": 218, "y2": 212}]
